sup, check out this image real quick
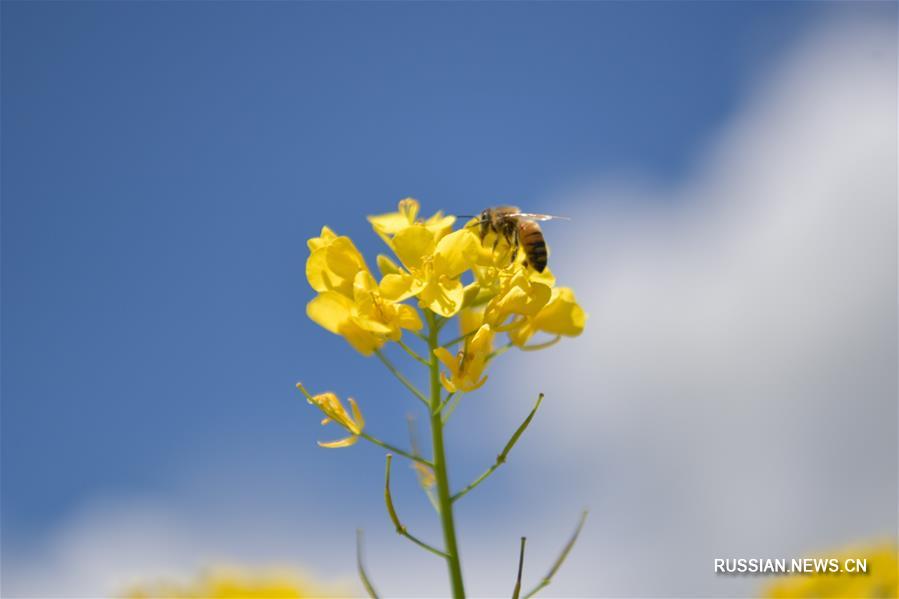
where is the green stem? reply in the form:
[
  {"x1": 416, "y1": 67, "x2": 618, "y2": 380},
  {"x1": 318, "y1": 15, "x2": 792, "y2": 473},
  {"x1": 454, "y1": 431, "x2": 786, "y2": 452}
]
[
  {"x1": 359, "y1": 432, "x2": 432, "y2": 467},
  {"x1": 426, "y1": 311, "x2": 466, "y2": 598}
]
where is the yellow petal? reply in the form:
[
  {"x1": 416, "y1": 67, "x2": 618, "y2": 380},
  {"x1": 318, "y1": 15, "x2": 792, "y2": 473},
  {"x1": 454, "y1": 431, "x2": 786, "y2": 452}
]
[
  {"x1": 433, "y1": 347, "x2": 458, "y2": 375},
  {"x1": 348, "y1": 398, "x2": 365, "y2": 432},
  {"x1": 367, "y1": 198, "x2": 420, "y2": 235},
  {"x1": 305, "y1": 233, "x2": 368, "y2": 297},
  {"x1": 434, "y1": 228, "x2": 480, "y2": 278},
  {"x1": 306, "y1": 292, "x2": 353, "y2": 334},
  {"x1": 508, "y1": 320, "x2": 538, "y2": 346},
  {"x1": 379, "y1": 272, "x2": 420, "y2": 302},
  {"x1": 392, "y1": 225, "x2": 436, "y2": 270},
  {"x1": 377, "y1": 254, "x2": 401, "y2": 276},
  {"x1": 395, "y1": 304, "x2": 424, "y2": 331},
  {"x1": 533, "y1": 288, "x2": 587, "y2": 336},
  {"x1": 422, "y1": 276, "x2": 465, "y2": 318},
  {"x1": 468, "y1": 324, "x2": 494, "y2": 355},
  {"x1": 424, "y1": 212, "x2": 457, "y2": 238},
  {"x1": 337, "y1": 320, "x2": 384, "y2": 355},
  {"x1": 459, "y1": 308, "x2": 487, "y2": 338},
  {"x1": 318, "y1": 435, "x2": 359, "y2": 448},
  {"x1": 439, "y1": 372, "x2": 456, "y2": 393},
  {"x1": 307, "y1": 225, "x2": 337, "y2": 252}
]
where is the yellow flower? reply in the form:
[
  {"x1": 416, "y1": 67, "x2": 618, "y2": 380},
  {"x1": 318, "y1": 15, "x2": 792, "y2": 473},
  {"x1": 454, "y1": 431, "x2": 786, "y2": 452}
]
[
  {"x1": 124, "y1": 567, "x2": 347, "y2": 598},
  {"x1": 509, "y1": 287, "x2": 587, "y2": 346},
  {"x1": 296, "y1": 384, "x2": 365, "y2": 448},
  {"x1": 368, "y1": 197, "x2": 455, "y2": 240},
  {"x1": 380, "y1": 227, "x2": 481, "y2": 317},
  {"x1": 433, "y1": 324, "x2": 494, "y2": 392},
  {"x1": 306, "y1": 271, "x2": 422, "y2": 355},
  {"x1": 412, "y1": 461, "x2": 436, "y2": 489},
  {"x1": 305, "y1": 226, "x2": 370, "y2": 298},
  {"x1": 483, "y1": 269, "x2": 553, "y2": 329},
  {"x1": 762, "y1": 541, "x2": 897, "y2": 598}
]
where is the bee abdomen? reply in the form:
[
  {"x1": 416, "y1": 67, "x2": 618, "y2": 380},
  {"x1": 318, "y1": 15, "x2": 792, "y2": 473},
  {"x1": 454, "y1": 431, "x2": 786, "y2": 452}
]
[{"x1": 521, "y1": 229, "x2": 548, "y2": 273}]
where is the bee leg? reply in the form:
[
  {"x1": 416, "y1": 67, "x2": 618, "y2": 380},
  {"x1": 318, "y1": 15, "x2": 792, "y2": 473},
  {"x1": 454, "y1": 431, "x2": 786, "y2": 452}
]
[{"x1": 509, "y1": 227, "x2": 519, "y2": 264}]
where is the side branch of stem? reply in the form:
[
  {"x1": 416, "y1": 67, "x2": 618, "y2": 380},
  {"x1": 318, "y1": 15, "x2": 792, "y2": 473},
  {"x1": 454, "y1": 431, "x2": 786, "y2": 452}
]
[
  {"x1": 360, "y1": 433, "x2": 432, "y2": 467},
  {"x1": 522, "y1": 511, "x2": 589, "y2": 599},
  {"x1": 452, "y1": 393, "x2": 544, "y2": 502},
  {"x1": 375, "y1": 349, "x2": 429, "y2": 407},
  {"x1": 512, "y1": 536, "x2": 527, "y2": 599},
  {"x1": 356, "y1": 529, "x2": 380, "y2": 599},
  {"x1": 383, "y1": 454, "x2": 449, "y2": 559}
]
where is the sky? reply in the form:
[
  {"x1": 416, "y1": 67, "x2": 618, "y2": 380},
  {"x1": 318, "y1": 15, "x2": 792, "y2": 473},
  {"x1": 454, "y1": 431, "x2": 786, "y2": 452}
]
[{"x1": 2, "y1": 2, "x2": 896, "y2": 598}]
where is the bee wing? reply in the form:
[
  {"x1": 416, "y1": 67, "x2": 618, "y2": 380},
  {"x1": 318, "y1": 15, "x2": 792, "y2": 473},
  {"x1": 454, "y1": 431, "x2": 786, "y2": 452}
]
[{"x1": 511, "y1": 212, "x2": 570, "y2": 221}]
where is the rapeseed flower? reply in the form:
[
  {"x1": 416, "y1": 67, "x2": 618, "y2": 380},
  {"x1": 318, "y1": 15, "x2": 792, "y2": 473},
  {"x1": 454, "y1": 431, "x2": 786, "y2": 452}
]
[
  {"x1": 306, "y1": 226, "x2": 369, "y2": 298},
  {"x1": 379, "y1": 226, "x2": 481, "y2": 317},
  {"x1": 509, "y1": 287, "x2": 587, "y2": 346},
  {"x1": 124, "y1": 567, "x2": 347, "y2": 598},
  {"x1": 296, "y1": 384, "x2": 365, "y2": 448},
  {"x1": 307, "y1": 269, "x2": 422, "y2": 356},
  {"x1": 433, "y1": 324, "x2": 494, "y2": 392},
  {"x1": 305, "y1": 198, "x2": 586, "y2": 350},
  {"x1": 763, "y1": 541, "x2": 897, "y2": 598},
  {"x1": 368, "y1": 197, "x2": 455, "y2": 240},
  {"x1": 484, "y1": 269, "x2": 553, "y2": 330}
]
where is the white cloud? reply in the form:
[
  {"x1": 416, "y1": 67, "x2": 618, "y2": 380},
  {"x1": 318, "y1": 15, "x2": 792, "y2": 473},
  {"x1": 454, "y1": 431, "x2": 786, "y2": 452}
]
[{"x1": 486, "y1": 15, "x2": 897, "y2": 597}]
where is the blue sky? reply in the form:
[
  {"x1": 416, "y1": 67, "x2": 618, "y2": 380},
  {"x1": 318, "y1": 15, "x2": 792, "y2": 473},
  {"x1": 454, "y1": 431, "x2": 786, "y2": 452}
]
[{"x1": 3, "y1": 2, "x2": 895, "y2": 596}]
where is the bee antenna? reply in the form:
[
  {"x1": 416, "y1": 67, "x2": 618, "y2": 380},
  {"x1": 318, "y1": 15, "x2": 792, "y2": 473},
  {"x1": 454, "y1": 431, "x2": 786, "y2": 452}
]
[{"x1": 456, "y1": 214, "x2": 477, "y2": 218}]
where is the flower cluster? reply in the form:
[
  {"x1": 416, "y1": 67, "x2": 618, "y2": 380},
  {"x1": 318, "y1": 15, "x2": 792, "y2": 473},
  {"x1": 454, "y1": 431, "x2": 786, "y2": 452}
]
[
  {"x1": 125, "y1": 568, "x2": 347, "y2": 598},
  {"x1": 763, "y1": 541, "x2": 897, "y2": 598},
  {"x1": 303, "y1": 198, "x2": 586, "y2": 416}
]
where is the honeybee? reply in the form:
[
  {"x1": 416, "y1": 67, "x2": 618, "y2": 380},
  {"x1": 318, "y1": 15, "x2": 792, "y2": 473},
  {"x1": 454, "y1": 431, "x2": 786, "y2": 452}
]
[{"x1": 474, "y1": 206, "x2": 568, "y2": 273}]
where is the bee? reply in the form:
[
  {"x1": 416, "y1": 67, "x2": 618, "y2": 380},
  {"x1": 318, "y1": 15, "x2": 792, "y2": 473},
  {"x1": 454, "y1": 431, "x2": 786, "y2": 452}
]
[{"x1": 474, "y1": 206, "x2": 568, "y2": 273}]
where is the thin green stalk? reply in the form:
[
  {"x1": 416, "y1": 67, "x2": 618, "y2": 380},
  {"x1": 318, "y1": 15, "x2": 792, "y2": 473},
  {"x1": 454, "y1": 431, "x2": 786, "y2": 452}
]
[
  {"x1": 384, "y1": 454, "x2": 449, "y2": 559},
  {"x1": 487, "y1": 342, "x2": 514, "y2": 362},
  {"x1": 434, "y1": 392, "x2": 455, "y2": 416},
  {"x1": 360, "y1": 432, "x2": 432, "y2": 467},
  {"x1": 426, "y1": 311, "x2": 466, "y2": 598},
  {"x1": 440, "y1": 328, "x2": 478, "y2": 348},
  {"x1": 375, "y1": 349, "x2": 429, "y2": 407},
  {"x1": 406, "y1": 415, "x2": 440, "y2": 513},
  {"x1": 356, "y1": 529, "x2": 380, "y2": 599},
  {"x1": 397, "y1": 338, "x2": 429, "y2": 366},
  {"x1": 522, "y1": 511, "x2": 589, "y2": 599},
  {"x1": 452, "y1": 393, "x2": 544, "y2": 502},
  {"x1": 441, "y1": 393, "x2": 463, "y2": 425},
  {"x1": 512, "y1": 536, "x2": 527, "y2": 599}
]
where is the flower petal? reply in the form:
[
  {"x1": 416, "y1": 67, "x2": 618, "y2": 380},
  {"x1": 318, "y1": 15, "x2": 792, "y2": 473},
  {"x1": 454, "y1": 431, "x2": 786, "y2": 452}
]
[
  {"x1": 392, "y1": 225, "x2": 436, "y2": 270},
  {"x1": 348, "y1": 398, "x2": 365, "y2": 432},
  {"x1": 379, "y1": 272, "x2": 420, "y2": 302},
  {"x1": 433, "y1": 347, "x2": 459, "y2": 375},
  {"x1": 435, "y1": 228, "x2": 480, "y2": 278},
  {"x1": 395, "y1": 304, "x2": 424, "y2": 331},
  {"x1": 306, "y1": 292, "x2": 353, "y2": 334},
  {"x1": 422, "y1": 276, "x2": 465, "y2": 318},
  {"x1": 318, "y1": 435, "x2": 359, "y2": 448},
  {"x1": 367, "y1": 198, "x2": 420, "y2": 235},
  {"x1": 377, "y1": 254, "x2": 401, "y2": 276},
  {"x1": 533, "y1": 287, "x2": 587, "y2": 336}
]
